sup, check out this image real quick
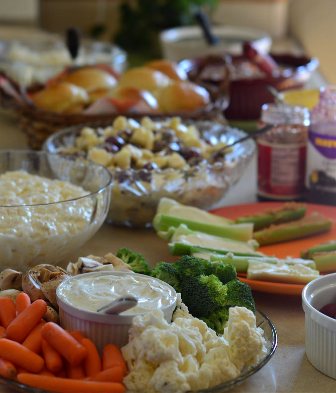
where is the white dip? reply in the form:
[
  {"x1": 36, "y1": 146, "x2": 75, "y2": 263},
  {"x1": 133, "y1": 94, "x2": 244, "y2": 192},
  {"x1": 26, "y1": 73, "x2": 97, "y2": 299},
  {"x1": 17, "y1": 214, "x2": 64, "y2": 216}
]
[
  {"x1": 58, "y1": 273, "x2": 177, "y2": 315},
  {"x1": 0, "y1": 170, "x2": 100, "y2": 270}
]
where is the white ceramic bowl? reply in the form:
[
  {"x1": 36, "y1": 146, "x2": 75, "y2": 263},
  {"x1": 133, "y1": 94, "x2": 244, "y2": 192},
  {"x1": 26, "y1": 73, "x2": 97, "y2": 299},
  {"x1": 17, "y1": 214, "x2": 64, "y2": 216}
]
[
  {"x1": 56, "y1": 271, "x2": 177, "y2": 352},
  {"x1": 302, "y1": 273, "x2": 336, "y2": 379},
  {"x1": 160, "y1": 25, "x2": 272, "y2": 61}
]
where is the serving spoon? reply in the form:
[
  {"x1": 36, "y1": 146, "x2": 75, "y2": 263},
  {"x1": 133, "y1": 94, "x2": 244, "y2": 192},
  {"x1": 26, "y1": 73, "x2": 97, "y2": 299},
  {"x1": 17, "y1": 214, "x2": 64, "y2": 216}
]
[
  {"x1": 194, "y1": 9, "x2": 220, "y2": 46},
  {"x1": 97, "y1": 296, "x2": 138, "y2": 315},
  {"x1": 222, "y1": 123, "x2": 274, "y2": 152}
]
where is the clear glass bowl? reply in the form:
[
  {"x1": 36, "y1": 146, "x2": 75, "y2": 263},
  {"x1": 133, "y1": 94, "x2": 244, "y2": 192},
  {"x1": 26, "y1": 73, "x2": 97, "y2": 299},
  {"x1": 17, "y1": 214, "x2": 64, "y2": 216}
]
[
  {"x1": 43, "y1": 119, "x2": 256, "y2": 228},
  {"x1": 0, "y1": 150, "x2": 111, "y2": 271},
  {"x1": 0, "y1": 37, "x2": 127, "y2": 87},
  {"x1": 0, "y1": 310, "x2": 277, "y2": 393}
]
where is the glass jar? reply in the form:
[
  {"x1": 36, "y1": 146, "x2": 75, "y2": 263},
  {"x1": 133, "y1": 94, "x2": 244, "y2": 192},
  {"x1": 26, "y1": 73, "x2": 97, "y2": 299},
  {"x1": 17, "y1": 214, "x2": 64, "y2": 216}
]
[
  {"x1": 257, "y1": 103, "x2": 310, "y2": 201},
  {"x1": 306, "y1": 86, "x2": 336, "y2": 205}
]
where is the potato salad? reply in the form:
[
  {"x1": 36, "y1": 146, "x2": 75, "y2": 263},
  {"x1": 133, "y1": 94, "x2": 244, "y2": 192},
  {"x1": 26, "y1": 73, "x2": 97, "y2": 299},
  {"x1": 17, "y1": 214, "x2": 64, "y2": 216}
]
[{"x1": 0, "y1": 171, "x2": 96, "y2": 270}]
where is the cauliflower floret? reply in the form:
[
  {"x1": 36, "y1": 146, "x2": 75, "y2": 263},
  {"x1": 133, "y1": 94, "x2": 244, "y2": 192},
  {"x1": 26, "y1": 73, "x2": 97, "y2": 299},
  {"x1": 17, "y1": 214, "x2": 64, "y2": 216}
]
[
  {"x1": 123, "y1": 362, "x2": 156, "y2": 393},
  {"x1": 150, "y1": 360, "x2": 191, "y2": 393},
  {"x1": 129, "y1": 310, "x2": 170, "y2": 338},
  {"x1": 179, "y1": 355, "x2": 200, "y2": 391},
  {"x1": 139, "y1": 327, "x2": 183, "y2": 365},
  {"x1": 198, "y1": 345, "x2": 239, "y2": 389},
  {"x1": 173, "y1": 324, "x2": 206, "y2": 362},
  {"x1": 224, "y1": 307, "x2": 268, "y2": 371},
  {"x1": 172, "y1": 297, "x2": 191, "y2": 321}
]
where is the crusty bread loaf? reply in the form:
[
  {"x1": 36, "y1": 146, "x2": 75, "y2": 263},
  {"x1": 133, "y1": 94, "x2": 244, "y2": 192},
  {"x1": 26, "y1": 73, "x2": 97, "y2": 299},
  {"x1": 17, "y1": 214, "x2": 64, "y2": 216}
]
[
  {"x1": 117, "y1": 67, "x2": 171, "y2": 94},
  {"x1": 30, "y1": 82, "x2": 89, "y2": 113},
  {"x1": 62, "y1": 67, "x2": 118, "y2": 92},
  {"x1": 157, "y1": 80, "x2": 210, "y2": 113},
  {"x1": 145, "y1": 60, "x2": 187, "y2": 81}
]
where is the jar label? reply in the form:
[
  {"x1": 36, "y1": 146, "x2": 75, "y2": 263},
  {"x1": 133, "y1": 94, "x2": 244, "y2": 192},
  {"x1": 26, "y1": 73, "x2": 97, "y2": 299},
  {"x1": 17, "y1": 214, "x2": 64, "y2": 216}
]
[
  {"x1": 308, "y1": 130, "x2": 336, "y2": 159},
  {"x1": 306, "y1": 130, "x2": 336, "y2": 193},
  {"x1": 258, "y1": 141, "x2": 306, "y2": 198}
]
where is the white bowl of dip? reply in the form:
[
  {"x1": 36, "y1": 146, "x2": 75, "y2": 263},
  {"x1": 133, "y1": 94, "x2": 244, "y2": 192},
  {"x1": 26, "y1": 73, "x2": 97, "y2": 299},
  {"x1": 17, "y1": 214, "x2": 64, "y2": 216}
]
[
  {"x1": 56, "y1": 271, "x2": 177, "y2": 351},
  {"x1": 302, "y1": 273, "x2": 336, "y2": 379},
  {"x1": 160, "y1": 25, "x2": 272, "y2": 61}
]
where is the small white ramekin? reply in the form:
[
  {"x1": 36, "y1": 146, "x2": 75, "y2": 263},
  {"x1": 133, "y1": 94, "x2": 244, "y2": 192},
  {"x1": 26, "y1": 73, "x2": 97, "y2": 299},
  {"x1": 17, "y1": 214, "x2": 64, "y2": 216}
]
[
  {"x1": 56, "y1": 271, "x2": 177, "y2": 352},
  {"x1": 302, "y1": 273, "x2": 336, "y2": 379}
]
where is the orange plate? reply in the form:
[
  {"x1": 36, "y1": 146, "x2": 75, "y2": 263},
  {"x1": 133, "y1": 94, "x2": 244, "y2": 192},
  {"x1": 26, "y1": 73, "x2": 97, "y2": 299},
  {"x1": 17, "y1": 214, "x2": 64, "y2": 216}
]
[{"x1": 211, "y1": 202, "x2": 336, "y2": 296}]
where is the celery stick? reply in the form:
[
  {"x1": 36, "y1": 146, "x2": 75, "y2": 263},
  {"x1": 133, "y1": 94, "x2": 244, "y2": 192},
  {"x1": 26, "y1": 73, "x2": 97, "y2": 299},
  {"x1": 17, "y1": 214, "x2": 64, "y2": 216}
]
[
  {"x1": 154, "y1": 214, "x2": 253, "y2": 242},
  {"x1": 235, "y1": 202, "x2": 307, "y2": 231},
  {"x1": 191, "y1": 252, "x2": 316, "y2": 272},
  {"x1": 169, "y1": 242, "x2": 262, "y2": 257},
  {"x1": 253, "y1": 213, "x2": 332, "y2": 246},
  {"x1": 309, "y1": 251, "x2": 336, "y2": 273},
  {"x1": 156, "y1": 198, "x2": 233, "y2": 224},
  {"x1": 301, "y1": 240, "x2": 336, "y2": 259}
]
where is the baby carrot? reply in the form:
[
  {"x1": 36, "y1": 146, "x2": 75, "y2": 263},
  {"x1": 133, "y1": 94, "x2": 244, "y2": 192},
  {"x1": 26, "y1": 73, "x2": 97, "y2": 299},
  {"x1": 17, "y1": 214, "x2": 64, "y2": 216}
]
[
  {"x1": 41, "y1": 322, "x2": 87, "y2": 366},
  {"x1": 67, "y1": 363, "x2": 85, "y2": 380},
  {"x1": 0, "y1": 297, "x2": 16, "y2": 328},
  {"x1": 42, "y1": 339, "x2": 63, "y2": 374},
  {"x1": 89, "y1": 366, "x2": 124, "y2": 383},
  {"x1": 0, "y1": 338, "x2": 44, "y2": 373},
  {"x1": 15, "y1": 292, "x2": 31, "y2": 314},
  {"x1": 22, "y1": 321, "x2": 45, "y2": 353},
  {"x1": 0, "y1": 358, "x2": 17, "y2": 380},
  {"x1": 38, "y1": 368, "x2": 55, "y2": 377},
  {"x1": 6, "y1": 299, "x2": 47, "y2": 342},
  {"x1": 70, "y1": 330, "x2": 86, "y2": 342},
  {"x1": 0, "y1": 326, "x2": 6, "y2": 338},
  {"x1": 18, "y1": 373, "x2": 126, "y2": 393},
  {"x1": 81, "y1": 338, "x2": 101, "y2": 377},
  {"x1": 102, "y1": 344, "x2": 127, "y2": 374}
]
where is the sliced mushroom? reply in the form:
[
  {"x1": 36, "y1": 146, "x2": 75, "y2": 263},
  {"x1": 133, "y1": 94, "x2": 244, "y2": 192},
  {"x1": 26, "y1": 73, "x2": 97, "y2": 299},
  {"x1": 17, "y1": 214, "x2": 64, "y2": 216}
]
[
  {"x1": 103, "y1": 253, "x2": 131, "y2": 271},
  {"x1": 0, "y1": 269, "x2": 22, "y2": 290},
  {"x1": 0, "y1": 289, "x2": 21, "y2": 302},
  {"x1": 22, "y1": 264, "x2": 69, "y2": 307},
  {"x1": 66, "y1": 253, "x2": 131, "y2": 275},
  {"x1": 43, "y1": 305, "x2": 59, "y2": 323}
]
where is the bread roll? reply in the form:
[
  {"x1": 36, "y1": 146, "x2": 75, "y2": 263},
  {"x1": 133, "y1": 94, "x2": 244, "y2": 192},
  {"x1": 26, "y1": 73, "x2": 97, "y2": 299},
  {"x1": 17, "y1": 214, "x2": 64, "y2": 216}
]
[
  {"x1": 157, "y1": 81, "x2": 210, "y2": 113},
  {"x1": 112, "y1": 87, "x2": 158, "y2": 108},
  {"x1": 117, "y1": 67, "x2": 170, "y2": 94},
  {"x1": 31, "y1": 82, "x2": 89, "y2": 113},
  {"x1": 62, "y1": 67, "x2": 118, "y2": 92},
  {"x1": 145, "y1": 60, "x2": 188, "y2": 81}
]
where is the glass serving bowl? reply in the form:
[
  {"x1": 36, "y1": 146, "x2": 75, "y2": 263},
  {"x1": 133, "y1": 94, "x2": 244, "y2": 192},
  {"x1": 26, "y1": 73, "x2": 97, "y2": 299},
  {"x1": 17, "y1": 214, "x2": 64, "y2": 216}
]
[
  {"x1": 0, "y1": 150, "x2": 111, "y2": 271},
  {"x1": 43, "y1": 119, "x2": 256, "y2": 228},
  {"x1": 0, "y1": 310, "x2": 277, "y2": 393},
  {"x1": 0, "y1": 37, "x2": 127, "y2": 87}
]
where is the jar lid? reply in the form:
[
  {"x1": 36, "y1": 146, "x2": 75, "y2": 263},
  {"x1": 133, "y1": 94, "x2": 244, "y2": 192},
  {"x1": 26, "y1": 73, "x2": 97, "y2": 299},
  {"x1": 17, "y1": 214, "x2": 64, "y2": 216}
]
[
  {"x1": 311, "y1": 85, "x2": 336, "y2": 122},
  {"x1": 261, "y1": 103, "x2": 310, "y2": 126}
]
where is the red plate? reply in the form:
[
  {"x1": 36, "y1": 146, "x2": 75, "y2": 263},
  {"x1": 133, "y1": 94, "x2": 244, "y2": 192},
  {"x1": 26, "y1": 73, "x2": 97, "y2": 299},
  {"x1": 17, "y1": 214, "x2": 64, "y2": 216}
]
[{"x1": 211, "y1": 202, "x2": 336, "y2": 295}]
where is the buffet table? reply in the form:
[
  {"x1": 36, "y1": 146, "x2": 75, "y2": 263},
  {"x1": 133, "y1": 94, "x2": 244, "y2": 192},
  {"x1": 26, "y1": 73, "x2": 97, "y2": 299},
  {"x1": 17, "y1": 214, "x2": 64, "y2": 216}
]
[
  {"x1": 0, "y1": 24, "x2": 334, "y2": 393},
  {"x1": 0, "y1": 106, "x2": 335, "y2": 393}
]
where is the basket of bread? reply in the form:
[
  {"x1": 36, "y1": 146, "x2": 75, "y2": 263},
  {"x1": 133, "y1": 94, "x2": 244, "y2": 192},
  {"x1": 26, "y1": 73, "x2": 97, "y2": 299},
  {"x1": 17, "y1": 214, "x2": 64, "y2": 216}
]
[{"x1": 0, "y1": 59, "x2": 226, "y2": 149}]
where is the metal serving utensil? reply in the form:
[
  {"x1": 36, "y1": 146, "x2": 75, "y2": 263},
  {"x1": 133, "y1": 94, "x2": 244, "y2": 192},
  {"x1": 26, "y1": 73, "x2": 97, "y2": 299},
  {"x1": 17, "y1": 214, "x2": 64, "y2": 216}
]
[
  {"x1": 97, "y1": 296, "x2": 138, "y2": 315},
  {"x1": 222, "y1": 124, "x2": 274, "y2": 152}
]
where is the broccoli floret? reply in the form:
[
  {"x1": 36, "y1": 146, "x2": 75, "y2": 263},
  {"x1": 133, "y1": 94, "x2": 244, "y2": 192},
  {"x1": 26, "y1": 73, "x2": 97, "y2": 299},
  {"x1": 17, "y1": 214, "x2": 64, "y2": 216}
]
[
  {"x1": 201, "y1": 307, "x2": 230, "y2": 335},
  {"x1": 181, "y1": 274, "x2": 227, "y2": 318},
  {"x1": 116, "y1": 247, "x2": 151, "y2": 275},
  {"x1": 151, "y1": 262, "x2": 181, "y2": 292},
  {"x1": 174, "y1": 255, "x2": 212, "y2": 278},
  {"x1": 223, "y1": 279, "x2": 256, "y2": 313},
  {"x1": 205, "y1": 261, "x2": 237, "y2": 284}
]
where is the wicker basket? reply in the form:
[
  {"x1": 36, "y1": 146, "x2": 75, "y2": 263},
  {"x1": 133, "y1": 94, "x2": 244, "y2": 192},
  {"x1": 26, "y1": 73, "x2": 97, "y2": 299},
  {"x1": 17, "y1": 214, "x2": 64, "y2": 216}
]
[
  {"x1": 0, "y1": 71, "x2": 226, "y2": 149},
  {"x1": 18, "y1": 100, "x2": 225, "y2": 149}
]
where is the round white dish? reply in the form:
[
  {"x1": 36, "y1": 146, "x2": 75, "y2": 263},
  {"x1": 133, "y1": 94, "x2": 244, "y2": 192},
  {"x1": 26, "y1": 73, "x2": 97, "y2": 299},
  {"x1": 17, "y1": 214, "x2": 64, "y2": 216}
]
[
  {"x1": 160, "y1": 25, "x2": 272, "y2": 61},
  {"x1": 302, "y1": 273, "x2": 336, "y2": 379}
]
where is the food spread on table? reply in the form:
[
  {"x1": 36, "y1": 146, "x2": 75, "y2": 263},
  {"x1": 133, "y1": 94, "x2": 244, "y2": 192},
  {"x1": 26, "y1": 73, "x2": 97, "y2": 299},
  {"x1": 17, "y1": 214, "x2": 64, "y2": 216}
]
[{"x1": 0, "y1": 24, "x2": 334, "y2": 392}]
